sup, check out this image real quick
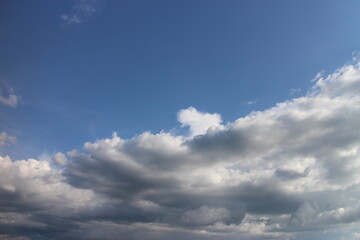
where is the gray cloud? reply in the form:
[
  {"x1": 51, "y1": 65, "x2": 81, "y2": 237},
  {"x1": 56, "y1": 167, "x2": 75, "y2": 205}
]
[
  {"x1": 51, "y1": 152, "x2": 67, "y2": 166},
  {"x1": 2, "y1": 62, "x2": 360, "y2": 239}
]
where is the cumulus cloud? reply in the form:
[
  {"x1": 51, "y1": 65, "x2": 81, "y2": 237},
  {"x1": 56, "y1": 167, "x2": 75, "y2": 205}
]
[
  {"x1": 61, "y1": 0, "x2": 100, "y2": 26},
  {"x1": 52, "y1": 152, "x2": 67, "y2": 166},
  {"x1": 0, "y1": 132, "x2": 16, "y2": 146},
  {"x1": 2, "y1": 62, "x2": 360, "y2": 239},
  {"x1": 0, "y1": 155, "x2": 105, "y2": 239},
  {"x1": 177, "y1": 107, "x2": 223, "y2": 137}
]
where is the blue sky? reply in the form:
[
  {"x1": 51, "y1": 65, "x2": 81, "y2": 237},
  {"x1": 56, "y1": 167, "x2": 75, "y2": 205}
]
[
  {"x1": 2, "y1": 1, "x2": 360, "y2": 240},
  {"x1": 2, "y1": 0, "x2": 360, "y2": 159}
]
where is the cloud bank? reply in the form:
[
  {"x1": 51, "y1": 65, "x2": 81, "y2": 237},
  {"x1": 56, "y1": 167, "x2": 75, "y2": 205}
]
[{"x1": 2, "y1": 62, "x2": 360, "y2": 239}]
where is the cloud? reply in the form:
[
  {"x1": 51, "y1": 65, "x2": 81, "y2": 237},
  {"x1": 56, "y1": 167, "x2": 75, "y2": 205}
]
[
  {"x1": 61, "y1": 0, "x2": 100, "y2": 26},
  {"x1": 52, "y1": 152, "x2": 67, "y2": 166},
  {"x1": 289, "y1": 88, "x2": 301, "y2": 95},
  {"x1": 180, "y1": 206, "x2": 231, "y2": 226},
  {"x1": 0, "y1": 88, "x2": 20, "y2": 108},
  {"x1": 243, "y1": 99, "x2": 258, "y2": 105},
  {"x1": 2, "y1": 62, "x2": 360, "y2": 239},
  {"x1": 0, "y1": 155, "x2": 105, "y2": 239},
  {"x1": 0, "y1": 132, "x2": 16, "y2": 146},
  {"x1": 177, "y1": 107, "x2": 223, "y2": 137}
]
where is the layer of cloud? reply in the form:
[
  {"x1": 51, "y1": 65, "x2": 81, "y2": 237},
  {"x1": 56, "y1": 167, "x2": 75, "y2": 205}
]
[{"x1": 2, "y1": 62, "x2": 360, "y2": 239}]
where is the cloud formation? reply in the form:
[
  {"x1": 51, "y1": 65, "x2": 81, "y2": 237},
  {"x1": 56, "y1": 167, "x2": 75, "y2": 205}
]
[
  {"x1": 0, "y1": 132, "x2": 16, "y2": 146},
  {"x1": 2, "y1": 62, "x2": 360, "y2": 239},
  {"x1": 51, "y1": 152, "x2": 67, "y2": 166},
  {"x1": 178, "y1": 107, "x2": 223, "y2": 137},
  {"x1": 61, "y1": 0, "x2": 100, "y2": 25},
  {"x1": 0, "y1": 88, "x2": 20, "y2": 108}
]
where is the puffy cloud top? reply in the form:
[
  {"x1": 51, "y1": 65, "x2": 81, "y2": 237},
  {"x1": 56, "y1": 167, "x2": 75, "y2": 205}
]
[
  {"x1": 177, "y1": 107, "x2": 223, "y2": 137},
  {"x1": 51, "y1": 152, "x2": 67, "y2": 166},
  {"x1": 2, "y1": 62, "x2": 360, "y2": 239}
]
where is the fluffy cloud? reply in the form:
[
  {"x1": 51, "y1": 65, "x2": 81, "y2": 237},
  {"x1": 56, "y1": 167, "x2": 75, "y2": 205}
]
[
  {"x1": 51, "y1": 152, "x2": 67, "y2": 166},
  {"x1": 0, "y1": 156, "x2": 104, "y2": 239},
  {"x1": 177, "y1": 106, "x2": 223, "y2": 137},
  {"x1": 2, "y1": 62, "x2": 360, "y2": 239}
]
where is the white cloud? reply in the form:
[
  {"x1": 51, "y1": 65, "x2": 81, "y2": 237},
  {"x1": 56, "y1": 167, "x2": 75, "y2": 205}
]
[
  {"x1": 0, "y1": 132, "x2": 16, "y2": 146},
  {"x1": 3, "y1": 61, "x2": 360, "y2": 239},
  {"x1": 0, "y1": 156, "x2": 102, "y2": 211},
  {"x1": 243, "y1": 99, "x2": 258, "y2": 105},
  {"x1": 62, "y1": 60, "x2": 360, "y2": 238},
  {"x1": 177, "y1": 107, "x2": 223, "y2": 137},
  {"x1": 311, "y1": 70, "x2": 325, "y2": 82},
  {"x1": 0, "y1": 88, "x2": 19, "y2": 108},
  {"x1": 289, "y1": 88, "x2": 301, "y2": 95},
  {"x1": 352, "y1": 50, "x2": 360, "y2": 62},
  {"x1": 0, "y1": 155, "x2": 107, "y2": 239}
]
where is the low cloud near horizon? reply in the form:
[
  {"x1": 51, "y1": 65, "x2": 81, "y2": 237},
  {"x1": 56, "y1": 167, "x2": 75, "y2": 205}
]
[{"x1": 2, "y1": 62, "x2": 360, "y2": 239}]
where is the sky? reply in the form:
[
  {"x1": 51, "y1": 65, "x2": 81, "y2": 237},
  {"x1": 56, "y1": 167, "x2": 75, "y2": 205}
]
[{"x1": 2, "y1": 0, "x2": 360, "y2": 239}]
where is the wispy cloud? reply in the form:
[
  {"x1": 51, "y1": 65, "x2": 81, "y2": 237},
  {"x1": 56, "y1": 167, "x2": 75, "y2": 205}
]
[
  {"x1": 0, "y1": 132, "x2": 16, "y2": 146},
  {"x1": 243, "y1": 98, "x2": 258, "y2": 105},
  {"x1": 0, "y1": 87, "x2": 20, "y2": 108},
  {"x1": 61, "y1": 0, "x2": 100, "y2": 26},
  {"x1": 289, "y1": 88, "x2": 301, "y2": 95},
  {"x1": 311, "y1": 70, "x2": 325, "y2": 82},
  {"x1": 352, "y1": 50, "x2": 360, "y2": 62}
]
